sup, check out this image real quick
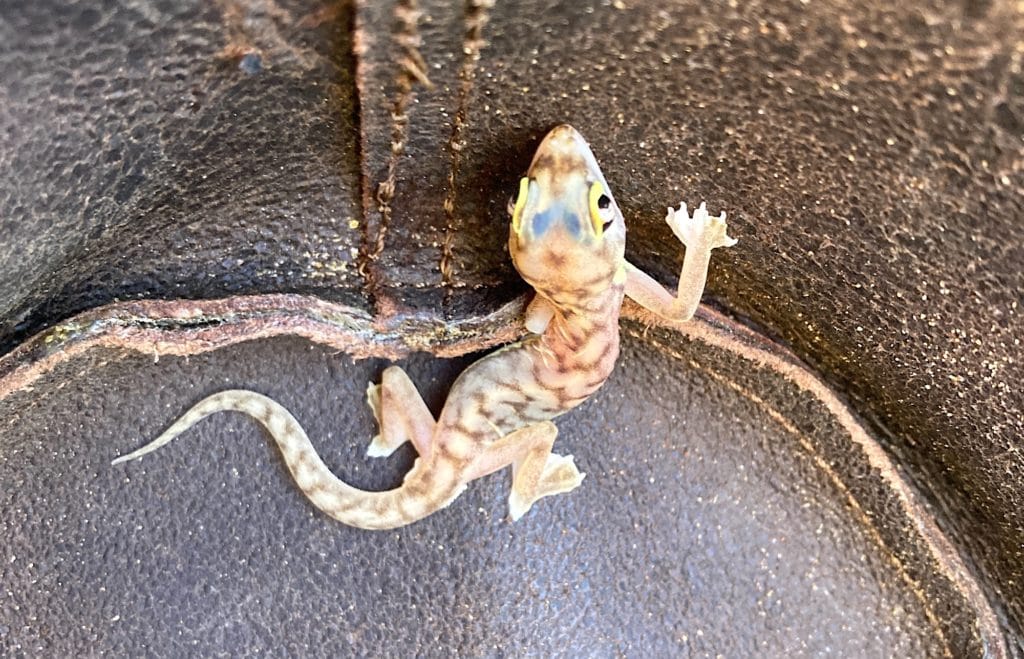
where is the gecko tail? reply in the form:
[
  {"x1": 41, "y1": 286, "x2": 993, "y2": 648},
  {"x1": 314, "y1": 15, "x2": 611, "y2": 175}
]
[
  {"x1": 112, "y1": 389, "x2": 465, "y2": 530},
  {"x1": 110, "y1": 390, "x2": 250, "y2": 465}
]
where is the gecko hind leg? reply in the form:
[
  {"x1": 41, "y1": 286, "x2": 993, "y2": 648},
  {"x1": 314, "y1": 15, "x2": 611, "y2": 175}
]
[
  {"x1": 467, "y1": 421, "x2": 584, "y2": 521},
  {"x1": 534, "y1": 453, "x2": 586, "y2": 500},
  {"x1": 365, "y1": 365, "x2": 436, "y2": 459}
]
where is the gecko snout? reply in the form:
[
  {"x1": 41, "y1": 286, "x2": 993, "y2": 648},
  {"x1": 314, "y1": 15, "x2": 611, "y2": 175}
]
[{"x1": 529, "y1": 124, "x2": 592, "y2": 177}]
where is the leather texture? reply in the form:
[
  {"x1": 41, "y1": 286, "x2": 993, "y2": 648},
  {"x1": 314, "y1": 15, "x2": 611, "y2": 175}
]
[
  {"x1": 0, "y1": 335, "x2": 973, "y2": 655},
  {"x1": 1, "y1": 0, "x2": 1021, "y2": 655}
]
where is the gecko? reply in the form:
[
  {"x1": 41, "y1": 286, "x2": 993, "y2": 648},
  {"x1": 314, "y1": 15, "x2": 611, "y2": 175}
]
[{"x1": 112, "y1": 124, "x2": 737, "y2": 530}]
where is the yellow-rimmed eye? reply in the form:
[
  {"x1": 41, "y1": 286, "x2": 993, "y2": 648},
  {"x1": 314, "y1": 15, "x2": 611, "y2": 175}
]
[
  {"x1": 510, "y1": 177, "x2": 530, "y2": 234},
  {"x1": 588, "y1": 181, "x2": 614, "y2": 238}
]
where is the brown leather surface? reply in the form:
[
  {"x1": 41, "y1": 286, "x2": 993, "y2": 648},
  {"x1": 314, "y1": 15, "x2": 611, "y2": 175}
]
[
  {"x1": 1, "y1": 0, "x2": 1021, "y2": 654},
  {"x1": 0, "y1": 0, "x2": 365, "y2": 352},
  {"x1": 0, "y1": 334, "x2": 976, "y2": 655}
]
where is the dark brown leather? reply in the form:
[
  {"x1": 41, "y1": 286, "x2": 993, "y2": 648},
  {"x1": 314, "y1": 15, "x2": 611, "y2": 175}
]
[
  {"x1": 1, "y1": 0, "x2": 1021, "y2": 655},
  {"x1": 0, "y1": 0, "x2": 366, "y2": 353}
]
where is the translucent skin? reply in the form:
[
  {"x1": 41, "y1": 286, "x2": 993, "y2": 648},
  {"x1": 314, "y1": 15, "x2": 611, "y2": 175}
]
[{"x1": 113, "y1": 125, "x2": 736, "y2": 529}]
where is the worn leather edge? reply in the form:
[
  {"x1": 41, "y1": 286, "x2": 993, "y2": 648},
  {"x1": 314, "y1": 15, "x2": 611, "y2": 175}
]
[
  {"x1": 624, "y1": 301, "x2": 1008, "y2": 658},
  {"x1": 0, "y1": 293, "x2": 1007, "y2": 656},
  {"x1": 0, "y1": 293, "x2": 524, "y2": 402}
]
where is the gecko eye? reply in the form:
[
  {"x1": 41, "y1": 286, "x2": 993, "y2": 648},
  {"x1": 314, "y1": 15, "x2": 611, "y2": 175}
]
[
  {"x1": 589, "y1": 182, "x2": 616, "y2": 237},
  {"x1": 510, "y1": 177, "x2": 530, "y2": 234},
  {"x1": 596, "y1": 194, "x2": 614, "y2": 231}
]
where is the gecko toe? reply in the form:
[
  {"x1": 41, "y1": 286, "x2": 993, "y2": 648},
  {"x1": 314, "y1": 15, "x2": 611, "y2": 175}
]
[
  {"x1": 508, "y1": 490, "x2": 533, "y2": 522},
  {"x1": 366, "y1": 434, "x2": 398, "y2": 458}
]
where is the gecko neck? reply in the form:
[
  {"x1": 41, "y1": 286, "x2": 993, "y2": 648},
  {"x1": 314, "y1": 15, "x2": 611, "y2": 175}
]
[{"x1": 537, "y1": 282, "x2": 624, "y2": 397}]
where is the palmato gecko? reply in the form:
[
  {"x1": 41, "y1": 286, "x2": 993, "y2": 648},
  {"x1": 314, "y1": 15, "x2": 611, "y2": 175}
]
[{"x1": 113, "y1": 125, "x2": 736, "y2": 529}]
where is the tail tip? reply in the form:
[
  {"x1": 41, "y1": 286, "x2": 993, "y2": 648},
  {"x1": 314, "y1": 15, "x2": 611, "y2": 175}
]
[{"x1": 111, "y1": 450, "x2": 140, "y2": 466}]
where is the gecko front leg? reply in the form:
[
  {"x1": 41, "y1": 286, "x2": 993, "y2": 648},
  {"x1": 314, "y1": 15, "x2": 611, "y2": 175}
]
[
  {"x1": 624, "y1": 201, "x2": 737, "y2": 322},
  {"x1": 524, "y1": 294, "x2": 557, "y2": 334}
]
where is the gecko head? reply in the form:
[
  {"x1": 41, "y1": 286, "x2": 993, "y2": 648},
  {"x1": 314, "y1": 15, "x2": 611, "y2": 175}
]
[{"x1": 507, "y1": 125, "x2": 626, "y2": 296}]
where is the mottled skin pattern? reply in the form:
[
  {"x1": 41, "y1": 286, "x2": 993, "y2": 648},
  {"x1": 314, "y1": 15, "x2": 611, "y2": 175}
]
[{"x1": 113, "y1": 125, "x2": 737, "y2": 530}]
